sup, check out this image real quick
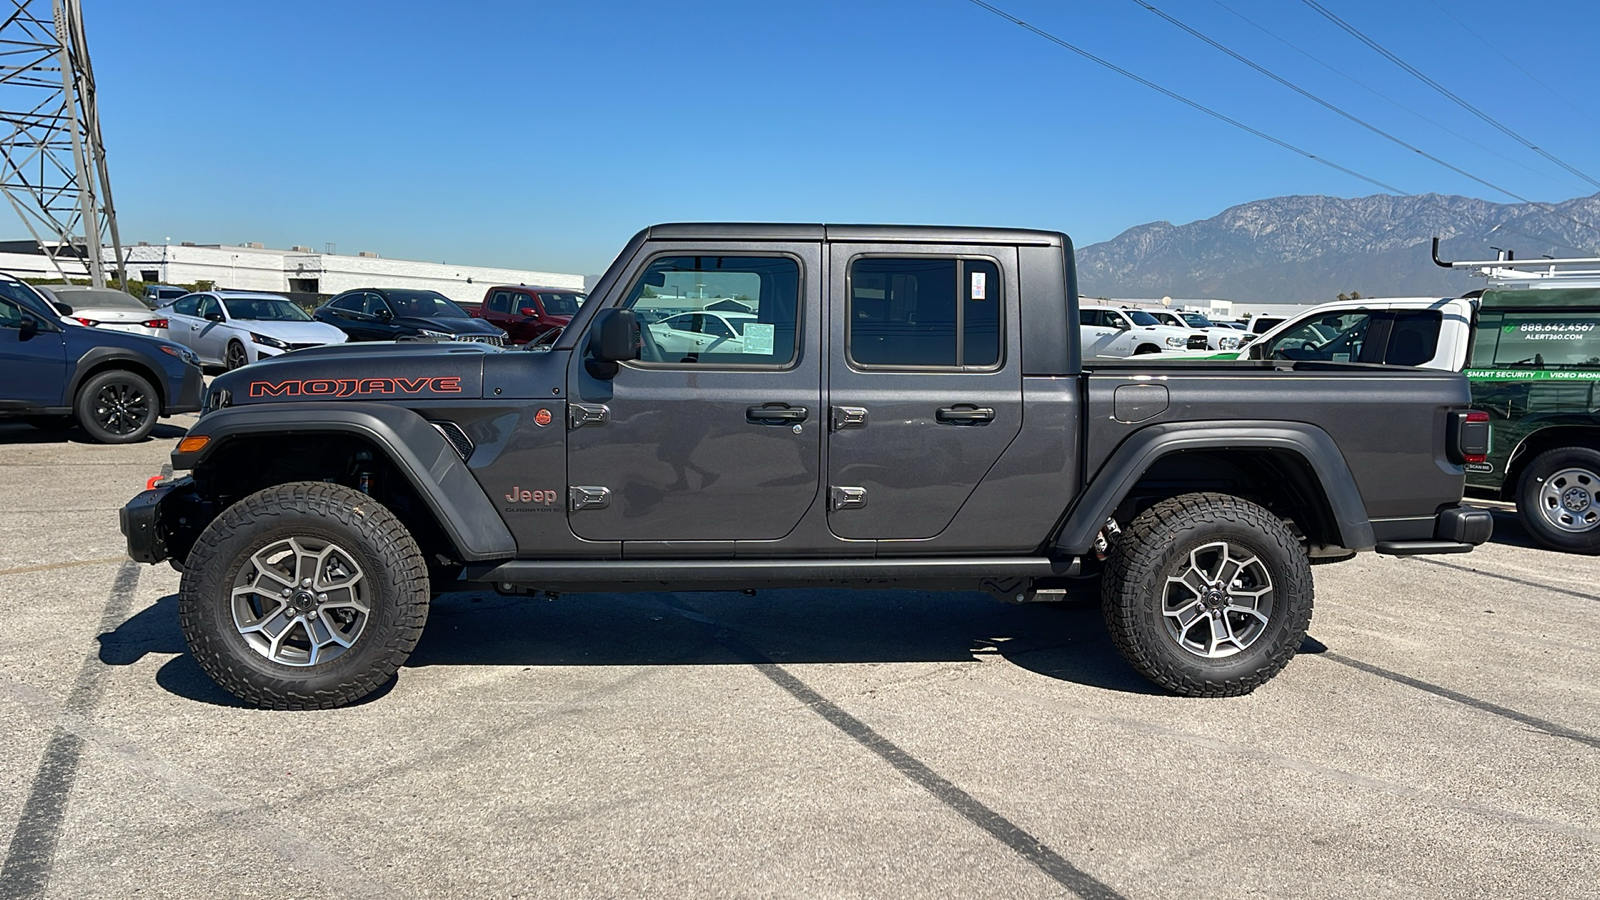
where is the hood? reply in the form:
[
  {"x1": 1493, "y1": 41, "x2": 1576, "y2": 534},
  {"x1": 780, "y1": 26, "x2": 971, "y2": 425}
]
[
  {"x1": 207, "y1": 342, "x2": 497, "y2": 406},
  {"x1": 239, "y1": 319, "x2": 348, "y2": 344},
  {"x1": 396, "y1": 316, "x2": 503, "y2": 336}
]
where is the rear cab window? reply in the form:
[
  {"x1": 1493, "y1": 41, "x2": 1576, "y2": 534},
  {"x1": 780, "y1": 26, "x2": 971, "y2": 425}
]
[{"x1": 1469, "y1": 289, "x2": 1600, "y2": 372}]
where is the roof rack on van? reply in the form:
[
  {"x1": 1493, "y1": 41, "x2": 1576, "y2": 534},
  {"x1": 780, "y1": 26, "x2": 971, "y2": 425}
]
[{"x1": 1431, "y1": 237, "x2": 1600, "y2": 272}]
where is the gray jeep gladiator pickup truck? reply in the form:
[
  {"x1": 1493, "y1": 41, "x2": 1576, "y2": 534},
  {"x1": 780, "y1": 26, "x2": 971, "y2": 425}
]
[{"x1": 121, "y1": 224, "x2": 1493, "y2": 708}]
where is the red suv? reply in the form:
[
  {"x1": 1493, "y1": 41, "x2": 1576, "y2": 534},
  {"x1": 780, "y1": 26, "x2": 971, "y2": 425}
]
[{"x1": 472, "y1": 285, "x2": 585, "y2": 345}]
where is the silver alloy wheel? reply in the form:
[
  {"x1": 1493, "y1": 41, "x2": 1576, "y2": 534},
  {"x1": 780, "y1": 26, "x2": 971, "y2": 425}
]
[
  {"x1": 1538, "y1": 467, "x2": 1600, "y2": 533},
  {"x1": 1162, "y1": 540, "x2": 1275, "y2": 658},
  {"x1": 226, "y1": 341, "x2": 248, "y2": 370},
  {"x1": 230, "y1": 536, "x2": 370, "y2": 666}
]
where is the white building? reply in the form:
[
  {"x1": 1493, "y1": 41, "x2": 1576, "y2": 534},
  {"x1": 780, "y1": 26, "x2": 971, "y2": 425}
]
[{"x1": 0, "y1": 240, "x2": 584, "y2": 307}]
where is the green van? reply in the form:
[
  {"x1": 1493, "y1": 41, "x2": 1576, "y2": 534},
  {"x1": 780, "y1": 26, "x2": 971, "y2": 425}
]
[{"x1": 1465, "y1": 285, "x2": 1600, "y2": 552}]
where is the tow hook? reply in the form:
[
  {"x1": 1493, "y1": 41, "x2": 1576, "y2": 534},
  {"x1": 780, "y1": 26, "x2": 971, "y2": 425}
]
[{"x1": 1093, "y1": 517, "x2": 1122, "y2": 561}]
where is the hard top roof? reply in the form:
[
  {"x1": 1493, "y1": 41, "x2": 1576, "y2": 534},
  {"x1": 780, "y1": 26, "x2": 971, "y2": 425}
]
[{"x1": 644, "y1": 222, "x2": 1067, "y2": 246}]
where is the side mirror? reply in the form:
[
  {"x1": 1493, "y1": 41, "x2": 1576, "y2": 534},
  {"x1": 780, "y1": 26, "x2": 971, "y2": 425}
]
[
  {"x1": 519, "y1": 307, "x2": 539, "y2": 318},
  {"x1": 204, "y1": 311, "x2": 224, "y2": 322},
  {"x1": 51, "y1": 301, "x2": 72, "y2": 315},
  {"x1": 1238, "y1": 334, "x2": 1257, "y2": 346},
  {"x1": 1114, "y1": 319, "x2": 1130, "y2": 331},
  {"x1": 376, "y1": 308, "x2": 393, "y2": 321},
  {"x1": 19, "y1": 315, "x2": 39, "y2": 340},
  {"x1": 1248, "y1": 343, "x2": 1266, "y2": 360},
  {"x1": 586, "y1": 308, "x2": 640, "y2": 379}
]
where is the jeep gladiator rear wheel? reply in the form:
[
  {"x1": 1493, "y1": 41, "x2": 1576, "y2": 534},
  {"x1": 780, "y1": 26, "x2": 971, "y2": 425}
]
[
  {"x1": 178, "y1": 482, "x2": 429, "y2": 709},
  {"x1": 1102, "y1": 492, "x2": 1313, "y2": 697},
  {"x1": 1515, "y1": 446, "x2": 1600, "y2": 554}
]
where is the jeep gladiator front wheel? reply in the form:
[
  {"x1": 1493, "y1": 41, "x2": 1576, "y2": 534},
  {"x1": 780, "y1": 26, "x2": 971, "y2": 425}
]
[
  {"x1": 1102, "y1": 492, "x2": 1313, "y2": 697},
  {"x1": 178, "y1": 482, "x2": 430, "y2": 709}
]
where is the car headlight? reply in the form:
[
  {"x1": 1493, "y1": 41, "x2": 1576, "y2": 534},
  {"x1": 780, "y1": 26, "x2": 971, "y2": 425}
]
[
  {"x1": 416, "y1": 329, "x2": 453, "y2": 341},
  {"x1": 251, "y1": 332, "x2": 291, "y2": 350},
  {"x1": 1219, "y1": 336, "x2": 1240, "y2": 350},
  {"x1": 1164, "y1": 335, "x2": 1185, "y2": 348},
  {"x1": 160, "y1": 344, "x2": 201, "y2": 368}
]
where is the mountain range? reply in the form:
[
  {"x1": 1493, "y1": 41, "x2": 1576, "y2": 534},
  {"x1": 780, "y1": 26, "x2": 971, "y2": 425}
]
[{"x1": 1074, "y1": 192, "x2": 1600, "y2": 303}]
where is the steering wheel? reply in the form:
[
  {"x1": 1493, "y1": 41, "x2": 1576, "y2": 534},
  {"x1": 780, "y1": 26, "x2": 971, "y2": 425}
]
[{"x1": 1299, "y1": 341, "x2": 1319, "y2": 353}]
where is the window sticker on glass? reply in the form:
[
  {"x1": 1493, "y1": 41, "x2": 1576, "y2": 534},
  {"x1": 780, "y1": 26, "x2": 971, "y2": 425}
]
[
  {"x1": 970, "y1": 271, "x2": 987, "y2": 301},
  {"x1": 742, "y1": 322, "x2": 775, "y2": 355}
]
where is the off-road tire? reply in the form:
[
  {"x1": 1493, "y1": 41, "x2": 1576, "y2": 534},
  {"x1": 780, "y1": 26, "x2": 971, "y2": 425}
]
[
  {"x1": 1515, "y1": 446, "x2": 1600, "y2": 554},
  {"x1": 74, "y1": 369, "x2": 158, "y2": 444},
  {"x1": 179, "y1": 482, "x2": 430, "y2": 709},
  {"x1": 1102, "y1": 492, "x2": 1313, "y2": 697}
]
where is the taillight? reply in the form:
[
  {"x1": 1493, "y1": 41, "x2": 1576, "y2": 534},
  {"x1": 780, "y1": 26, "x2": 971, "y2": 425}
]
[
  {"x1": 71, "y1": 316, "x2": 99, "y2": 326},
  {"x1": 142, "y1": 318, "x2": 169, "y2": 328},
  {"x1": 1447, "y1": 410, "x2": 1491, "y2": 465}
]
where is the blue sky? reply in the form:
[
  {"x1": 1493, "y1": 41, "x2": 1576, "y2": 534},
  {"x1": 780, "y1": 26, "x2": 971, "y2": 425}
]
[{"x1": 82, "y1": 0, "x2": 1600, "y2": 275}]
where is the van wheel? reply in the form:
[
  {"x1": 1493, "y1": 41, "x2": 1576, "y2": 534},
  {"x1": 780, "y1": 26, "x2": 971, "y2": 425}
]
[
  {"x1": 1102, "y1": 493, "x2": 1313, "y2": 696},
  {"x1": 178, "y1": 482, "x2": 430, "y2": 709},
  {"x1": 75, "y1": 369, "x2": 158, "y2": 444},
  {"x1": 1134, "y1": 344, "x2": 1161, "y2": 355},
  {"x1": 1516, "y1": 447, "x2": 1600, "y2": 554}
]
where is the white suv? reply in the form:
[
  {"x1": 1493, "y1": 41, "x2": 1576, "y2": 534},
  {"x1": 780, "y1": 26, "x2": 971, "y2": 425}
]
[
  {"x1": 1147, "y1": 309, "x2": 1242, "y2": 350},
  {"x1": 1079, "y1": 304, "x2": 1209, "y2": 358}
]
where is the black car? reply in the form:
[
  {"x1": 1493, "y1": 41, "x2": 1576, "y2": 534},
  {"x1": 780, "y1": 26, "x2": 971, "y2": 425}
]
[
  {"x1": 0, "y1": 274, "x2": 204, "y2": 443},
  {"x1": 313, "y1": 288, "x2": 506, "y2": 345}
]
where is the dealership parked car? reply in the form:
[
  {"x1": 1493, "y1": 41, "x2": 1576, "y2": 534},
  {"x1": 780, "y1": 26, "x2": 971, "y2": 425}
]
[
  {"x1": 471, "y1": 284, "x2": 584, "y2": 344},
  {"x1": 314, "y1": 288, "x2": 506, "y2": 345},
  {"x1": 39, "y1": 285, "x2": 170, "y2": 338},
  {"x1": 1146, "y1": 309, "x2": 1242, "y2": 350},
  {"x1": 646, "y1": 310, "x2": 763, "y2": 356},
  {"x1": 143, "y1": 284, "x2": 190, "y2": 306},
  {"x1": 1078, "y1": 304, "x2": 1209, "y2": 357},
  {"x1": 0, "y1": 273, "x2": 202, "y2": 442},
  {"x1": 159, "y1": 291, "x2": 347, "y2": 370}
]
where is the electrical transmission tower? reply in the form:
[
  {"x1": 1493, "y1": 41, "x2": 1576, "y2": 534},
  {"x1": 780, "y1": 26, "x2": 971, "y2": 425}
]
[{"x1": 0, "y1": 0, "x2": 123, "y2": 287}]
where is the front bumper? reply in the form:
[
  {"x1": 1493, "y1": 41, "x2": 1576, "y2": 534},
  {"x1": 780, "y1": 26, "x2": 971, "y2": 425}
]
[
  {"x1": 167, "y1": 363, "x2": 205, "y2": 414},
  {"x1": 120, "y1": 477, "x2": 204, "y2": 566},
  {"x1": 1374, "y1": 505, "x2": 1494, "y2": 556}
]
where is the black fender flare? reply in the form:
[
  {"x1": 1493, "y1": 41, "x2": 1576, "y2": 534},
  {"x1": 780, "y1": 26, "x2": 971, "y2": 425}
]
[
  {"x1": 67, "y1": 346, "x2": 170, "y2": 408},
  {"x1": 174, "y1": 402, "x2": 516, "y2": 561},
  {"x1": 1052, "y1": 420, "x2": 1375, "y2": 555}
]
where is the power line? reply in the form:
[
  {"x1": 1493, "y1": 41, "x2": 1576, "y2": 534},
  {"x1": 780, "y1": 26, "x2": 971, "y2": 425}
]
[
  {"x1": 1127, "y1": 0, "x2": 1600, "y2": 241},
  {"x1": 1210, "y1": 0, "x2": 1572, "y2": 189},
  {"x1": 963, "y1": 0, "x2": 1407, "y2": 194},
  {"x1": 1421, "y1": 0, "x2": 1600, "y2": 130},
  {"x1": 1300, "y1": 0, "x2": 1600, "y2": 191},
  {"x1": 1128, "y1": 0, "x2": 1533, "y2": 204}
]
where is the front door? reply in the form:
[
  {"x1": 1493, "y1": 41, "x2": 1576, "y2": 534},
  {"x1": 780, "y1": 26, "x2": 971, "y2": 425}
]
[
  {"x1": 825, "y1": 243, "x2": 1023, "y2": 541},
  {"x1": 0, "y1": 297, "x2": 66, "y2": 408},
  {"x1": 566, "y1": 244, "x2": 823, "y2": 542}
]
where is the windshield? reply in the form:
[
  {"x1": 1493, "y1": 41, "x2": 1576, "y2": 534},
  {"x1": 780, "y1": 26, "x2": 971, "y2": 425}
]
[
  {"x1": 539, "y1": 292, "x2": 584, "y2": 316},
  {"x1": 1180, "y1": 312, "x2": 1215, "y2": 328},
  {"x1": 1126, "y1": 310, "x2": 1160, "y2": 326},
  {"x1": 223, "y1": 297, "x2": 311, "y2": 321},
  {"x1": 387, "y1": 290, "x2": 467, "y2": 318}
]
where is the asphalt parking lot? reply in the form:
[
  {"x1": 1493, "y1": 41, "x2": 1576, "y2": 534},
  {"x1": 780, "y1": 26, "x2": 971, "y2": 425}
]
[{"x1": 1, "y1": 415, "x2": 1596, "y2": 900}]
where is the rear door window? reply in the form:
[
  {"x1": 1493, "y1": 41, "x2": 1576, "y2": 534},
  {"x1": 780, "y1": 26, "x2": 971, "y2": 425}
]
[
  {"x1": 1384, "y1": 310, "x2": 1442, "y2": 365},
  {"x1": 848, "y1": 257, "x2": 1000, "y2": 368}
]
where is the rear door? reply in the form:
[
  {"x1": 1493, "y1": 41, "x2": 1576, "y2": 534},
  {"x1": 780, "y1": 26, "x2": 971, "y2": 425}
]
[
  {"x1": 566, "y1": 243, "x2": 823, "y2": 542},
  {"x1": 825, "y1": 243, "x2": 1022, "y2": 541}
]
